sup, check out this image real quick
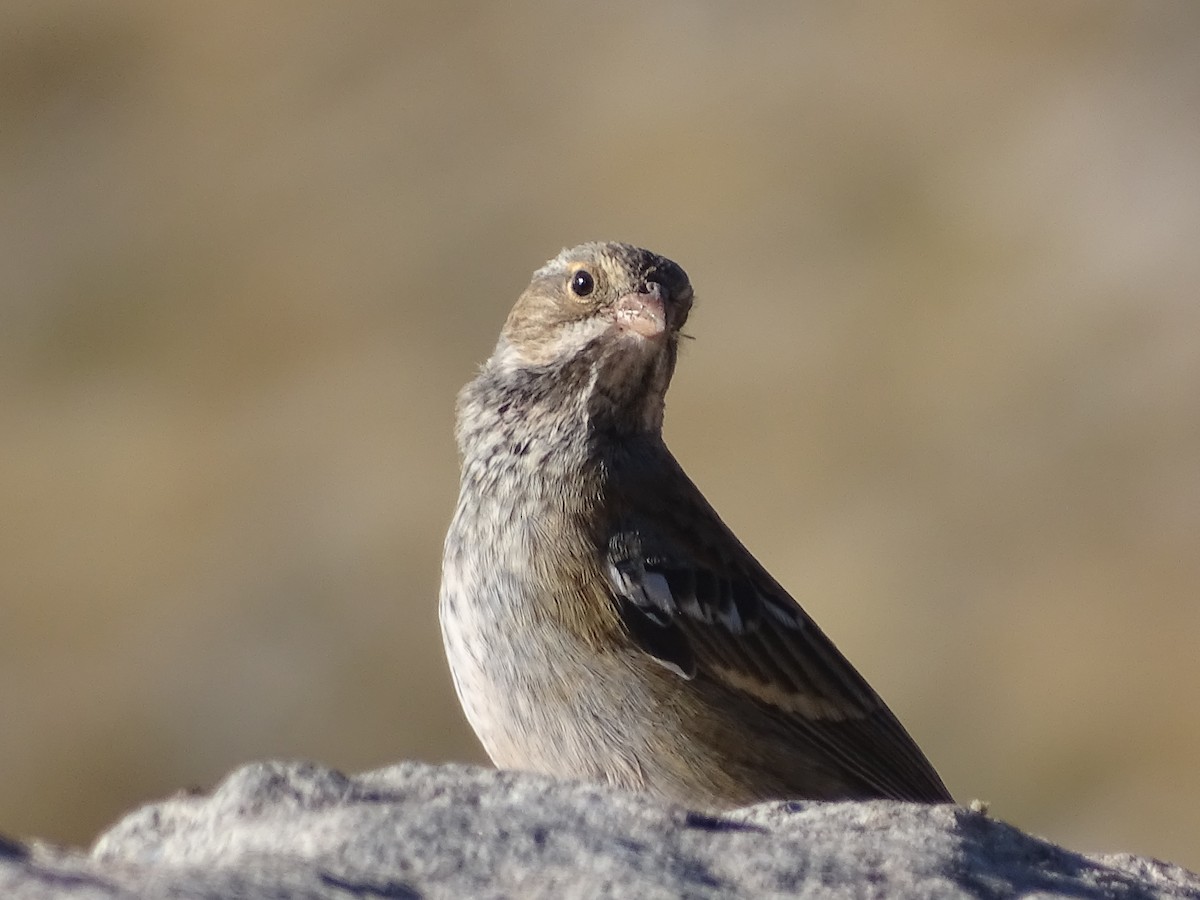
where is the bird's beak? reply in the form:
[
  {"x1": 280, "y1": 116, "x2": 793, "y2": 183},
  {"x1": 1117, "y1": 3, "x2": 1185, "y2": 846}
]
[{"x1": 613, "y1": 282, "x2": 670, "y2": 340}]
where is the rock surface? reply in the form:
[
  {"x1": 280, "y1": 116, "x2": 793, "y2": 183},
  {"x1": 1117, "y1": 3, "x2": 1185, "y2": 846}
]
[{"x1": 1, "y1": 761, "x2": 1196, "y2": 899}]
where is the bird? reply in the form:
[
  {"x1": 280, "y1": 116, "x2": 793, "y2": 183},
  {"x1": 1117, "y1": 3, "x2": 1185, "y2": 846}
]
[{"x1": 439, "y1": 241, "x2": 952, "y2": 808}]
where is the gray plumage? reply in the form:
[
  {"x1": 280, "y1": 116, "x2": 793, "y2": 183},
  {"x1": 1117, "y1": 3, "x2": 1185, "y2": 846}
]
[{"x1": 440, "y1": 241, "x2": 952, "y2": 808}]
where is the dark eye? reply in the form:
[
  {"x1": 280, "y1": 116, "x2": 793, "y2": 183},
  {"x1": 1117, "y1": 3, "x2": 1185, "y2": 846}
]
[{"x1": 570, "y1": 269, "x2": 595, "y2": 297}]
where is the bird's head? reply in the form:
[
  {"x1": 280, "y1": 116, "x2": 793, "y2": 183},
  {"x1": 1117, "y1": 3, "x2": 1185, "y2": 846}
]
[
  {"x1": 501, "y1": 242, "x2": 692, "y2": 361},
  {"x1": 491, "y1": 242, "x2": 694, "y2": 434}
]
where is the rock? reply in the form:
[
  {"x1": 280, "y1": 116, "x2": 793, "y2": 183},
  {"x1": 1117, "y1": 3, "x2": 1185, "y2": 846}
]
[{"x1": 1, "y1": 760, "x2": 1196, "y2": 899}]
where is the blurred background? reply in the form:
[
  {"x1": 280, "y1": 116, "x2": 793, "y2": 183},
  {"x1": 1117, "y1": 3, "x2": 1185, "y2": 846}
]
[{"x1": 2, "y1": 0, "x2": 1198, "y2": 870}]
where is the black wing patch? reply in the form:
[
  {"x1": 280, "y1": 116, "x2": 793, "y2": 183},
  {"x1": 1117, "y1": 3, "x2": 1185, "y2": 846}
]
[{"x1": 607, "y1": 533, "x2": 696, "y2": 679}]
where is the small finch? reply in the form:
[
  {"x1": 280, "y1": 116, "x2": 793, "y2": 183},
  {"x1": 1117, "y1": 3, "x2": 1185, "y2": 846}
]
[{"x1": 440, "y1": 242, "x2": 951, "y2": 806}]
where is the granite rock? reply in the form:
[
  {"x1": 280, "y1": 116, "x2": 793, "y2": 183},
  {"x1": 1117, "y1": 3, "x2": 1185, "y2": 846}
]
[{"x1": 2, "y1": 760, "x2": 1197, "y2": 899}]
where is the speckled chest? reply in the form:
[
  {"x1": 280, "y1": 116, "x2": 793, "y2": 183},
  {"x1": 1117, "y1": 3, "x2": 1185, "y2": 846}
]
[{"x1": 438, "y1": 433, "x2": 614, "y2": 766}]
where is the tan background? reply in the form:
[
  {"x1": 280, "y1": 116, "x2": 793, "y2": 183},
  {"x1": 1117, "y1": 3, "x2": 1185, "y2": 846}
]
[{"x1": 2, "y1": 0, "x2": 1198, "y2": 870}]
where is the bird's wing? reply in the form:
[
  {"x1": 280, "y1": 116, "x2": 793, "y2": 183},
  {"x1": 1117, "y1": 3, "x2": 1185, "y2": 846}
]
[{"x1": 603, "y1": 457, "x2": 951, "y2": 803}]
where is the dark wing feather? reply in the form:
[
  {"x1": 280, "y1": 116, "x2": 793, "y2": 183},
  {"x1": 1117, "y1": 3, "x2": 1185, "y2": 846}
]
[{"x1": 604, "y1": 453, "x2": 952, "y2": 804}]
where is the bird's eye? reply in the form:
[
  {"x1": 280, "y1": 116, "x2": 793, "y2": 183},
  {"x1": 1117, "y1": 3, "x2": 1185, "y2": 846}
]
[{"x1": 570, "y1": 269, "x2": 595, "y2": 298}]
